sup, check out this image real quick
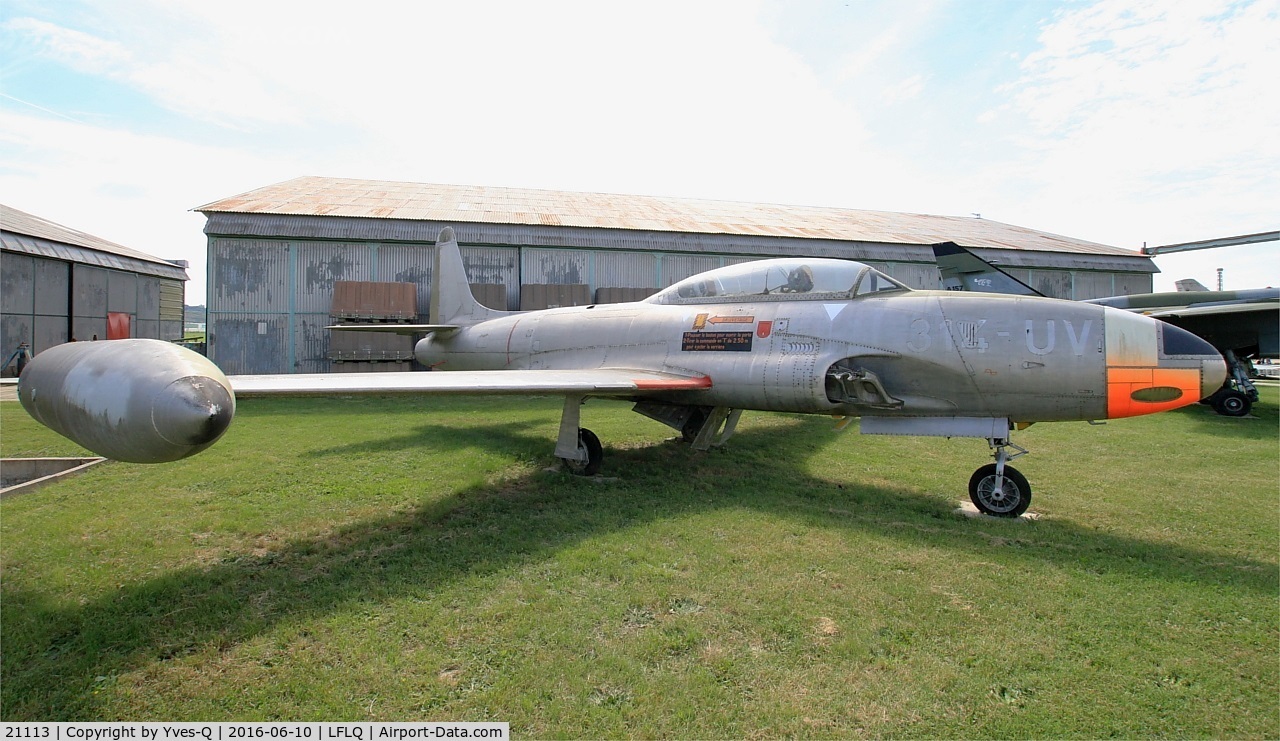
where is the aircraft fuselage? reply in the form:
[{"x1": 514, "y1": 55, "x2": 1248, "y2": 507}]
[{"x1": 417, "y1": 290, "x2": 1223, "y2": 424}]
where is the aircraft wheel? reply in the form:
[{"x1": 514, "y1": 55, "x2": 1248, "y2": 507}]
[
  {"x1": 563, "y1": 428, "x2": 603, "y2": 476},
  {"x1": 968, "y1": 464, "x2": 1032, "y2": 518},
  {"x1": 680, "y1": 408, "x2": 710, "y2": 443},
  {"x1": 1213, "y1": 390, "x2": 1251, "y2": 417}
]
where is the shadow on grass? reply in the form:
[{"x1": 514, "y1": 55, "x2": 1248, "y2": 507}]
[
  {"x1": 2, "y1": 413, "x2": 1276, "y2": 719},
  {"x1": 1174, "y1": 393, "x2": 1280, "y2": 439},
  {"x1": 302, "y1": 418, "x2": 549, "y2": 459}
]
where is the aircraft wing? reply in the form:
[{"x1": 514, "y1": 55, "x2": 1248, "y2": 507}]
[
  {"x1": 931, "y1": 242, "x2": 1041, "y2": 296},
  {"x1": 1144, "y1": 301, "x2": 1279, "y2": 319},
  {"x1": 229, "y1": 368, "x2": 712, "y2": 398}
]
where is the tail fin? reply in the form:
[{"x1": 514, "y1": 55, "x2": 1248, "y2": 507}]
[
  {"x1": 1174, "y1": 278, "x2": 1211, "y2": 292},
  {"x1": 430, "y1": 227, "x2": 509, "y2": 325}
]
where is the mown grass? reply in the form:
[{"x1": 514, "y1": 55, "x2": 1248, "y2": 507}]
[{"x1": 2, "y1": 386, "x2": 1277, "y2": 736}]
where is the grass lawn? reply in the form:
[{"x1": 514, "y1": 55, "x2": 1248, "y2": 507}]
[{"x1": 2, "y1": 385, "x2": 1277, "y2": 736}]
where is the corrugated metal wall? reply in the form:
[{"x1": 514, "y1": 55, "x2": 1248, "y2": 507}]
[
  {"x1": 595, "y1": 251, "x2": 659, "y2": 291},
  {"x1": 523, "y1": 247, "x2": 589, "y2": 285},
  {"x1": 296, "y1": 243, "x2": 371, "y2": 313},
  {"x1": 879, "y1": 262, "x2": 939, "y2": 290},
  {"x1": 1, "y1": 253, "x2": 36, "y2": 363},
  {"x1": 658, "y1": 253, "x2": 726, "y2": 286},
  {"x1": 378, "y1": 244, "x2": 434, "y2": 313},
  {"x1": 210, "y1": 239, "x2": 294, "y2": 373},
  {"x1": 1, "y1": 252, "x2": 183, "y2": 371},
  {"x1": 461, "y1": 246, "x2": 519, "y2": 310},
  {"x1": 158, "y1": 280, "x2": 184, "y2": 338}
]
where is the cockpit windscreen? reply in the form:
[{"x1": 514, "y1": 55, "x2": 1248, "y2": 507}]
[{"x1": 648, "y1": 258, "x2": 908, "y2": 304}]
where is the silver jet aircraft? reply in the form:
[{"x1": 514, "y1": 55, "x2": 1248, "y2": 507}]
[{"x1": 19, "y1": 228, "x2": 1226, "y2": 517}]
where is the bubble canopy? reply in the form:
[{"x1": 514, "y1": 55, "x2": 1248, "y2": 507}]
[{"x1": 647, "y1": 258, "x2": 910, "y2": 305}]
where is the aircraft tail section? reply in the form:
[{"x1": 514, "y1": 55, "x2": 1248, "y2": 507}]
[
  {"x1": 1175, "y1": 278, "x2": 1211, "y2": 292},
  {"x1": 430, "y1": 227, "x2": 509, "y2": 326}
]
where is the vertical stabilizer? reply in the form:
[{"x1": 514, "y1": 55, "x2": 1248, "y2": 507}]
[
  {"x1": 1175, "y1": 278, "x2": 1211, "y2": 292},
  {"x1": 430, "y1": 227, "x2": 509, "y2": 325}
]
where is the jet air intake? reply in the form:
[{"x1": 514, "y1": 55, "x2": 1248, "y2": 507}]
[{"x1": 18, "y1": 339, "x2": 236, "y2": 463}]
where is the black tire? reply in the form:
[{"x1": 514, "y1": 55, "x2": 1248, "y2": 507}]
[
  {"x1": 968, "y1": 464, "x2": 1032, "y2": 518},
  {"x1": 563, "y1": 428, "x2": 603, "y2": 476},
  {"x1": 680, "y1": 407, "x2": 711, "y2": 443},
  {"x1": 1214, "y1": 390, "x2": 1251, "y2": 417}
]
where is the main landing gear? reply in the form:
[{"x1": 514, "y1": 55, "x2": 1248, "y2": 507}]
[
  {"x1": 968, "y1": 438, "x2": 1031, "y2": 518},
  {"x1": 555, "y1": 395, "x2": 604, "y2": 475},
  {"x1": 554, "y1": 399, "x2": 744, "y2": 476}
]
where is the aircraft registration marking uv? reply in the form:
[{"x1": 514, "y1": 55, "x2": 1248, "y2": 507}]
[{"x1": 908, "y1": 318, "x2": 1095, "y2": 356}]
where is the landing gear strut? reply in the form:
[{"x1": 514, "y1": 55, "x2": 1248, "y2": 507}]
[
  {"x1": 1206, "y1": 348, "x2": 1257, "y2": 417},
  {"x1": 555, "y1": 395, "x2": 603, "y2": 475},
  {"x1": 968, "y1": 438, "x2": 1031, "y2": 518}
]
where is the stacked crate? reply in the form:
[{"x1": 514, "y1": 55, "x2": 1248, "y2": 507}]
[
  {"x1": 595, "y1": 286, "x2": 657, "y2": 304},
  {"x1": 328, "y1": 281, "x2": 417, "y2": 372},
  {"x1": 520, "y1": 283, "x2": 591, "y2": 310}
]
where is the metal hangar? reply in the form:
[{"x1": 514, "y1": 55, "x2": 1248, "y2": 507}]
[
  {"x1": 197, "y1": 176, "x2": 1157, "y2": 375},
  {"x1": 1, "y1": 204, "x2": 189, "y2": 375}
]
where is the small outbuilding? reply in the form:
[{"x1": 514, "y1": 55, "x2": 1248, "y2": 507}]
[
  {"x1": 197, "y1": 176, "x2": 1157, "y2": 375},
  {"x1": 1, "y1": 204, "x2": 188, "y2": 374}
]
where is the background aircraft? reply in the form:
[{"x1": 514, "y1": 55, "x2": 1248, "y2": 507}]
[
  {"x1": 933, "y1": 241, "x2": 1278, "y2": 416},
  {"x1": 19, "y1": 228, "x2": 1225, "y2": 518}
]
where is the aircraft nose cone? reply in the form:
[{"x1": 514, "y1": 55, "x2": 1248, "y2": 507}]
[
  {"x1": 1158, "y1": 322, "x2": 1227, "y2": 399},
  {"x1": 152, "y1": 376, "x2": 235, "y2": 447},
  {"x1": 1197, "y1": 352, "x2": 1228, "y2": 400}
]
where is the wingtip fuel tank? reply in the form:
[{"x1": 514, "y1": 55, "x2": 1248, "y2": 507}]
[{"x1": 18, "y1": 339, "x2": 236, "y2": 463}]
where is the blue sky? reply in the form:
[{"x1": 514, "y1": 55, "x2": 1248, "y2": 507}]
[{"x1": 2, "y1": 0, "x2": 1276, "y2": 304}]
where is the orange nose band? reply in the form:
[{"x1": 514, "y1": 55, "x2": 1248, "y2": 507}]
[{"x1": 1106, "y1": 367, "x2": 1202, "y2": 419}]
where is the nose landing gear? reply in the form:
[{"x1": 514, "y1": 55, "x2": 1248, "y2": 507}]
[{"x1": 969, "y1": 438, "x2": 1031, "y2": 518}]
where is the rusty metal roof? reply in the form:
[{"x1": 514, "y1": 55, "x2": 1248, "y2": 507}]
[
  {"x1": 1, "y1": 204, "x2": 189, "y2": 280},
  {"x1": 197, "y1": 176, "x2": 1137, "y2": 256}
]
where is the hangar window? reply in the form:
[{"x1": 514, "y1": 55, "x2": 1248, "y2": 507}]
[{"x1": 649, "y1": 258, "x2": 908, "y2": 305}]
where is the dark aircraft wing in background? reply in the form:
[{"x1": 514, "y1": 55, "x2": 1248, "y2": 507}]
[{"x1": 931, "y1": 242, "x2": 1041, "y2": 296}]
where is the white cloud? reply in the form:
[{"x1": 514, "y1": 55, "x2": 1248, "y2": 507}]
[
  {"x1": 3, "y1": 12, "x2": 299, "y2": 127},
  {"x1": 0, "y1": 109, "x2": 308, "y2": 303},
  {"x1": 3, "y1": 0, "x2": 1275, "y2": 298},
  {"x1": 882, "y1": 73, "x2": 927, "y2": 103},
  {"x1": 967, "y1": 0, "x2": 1279, "y2": 272},
  {"x1": 5, "y1": 0, "x2": 909, "y2": 207},
  {"x1": 3, "y1": 17, "x2": 130, "y2": 70}
]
